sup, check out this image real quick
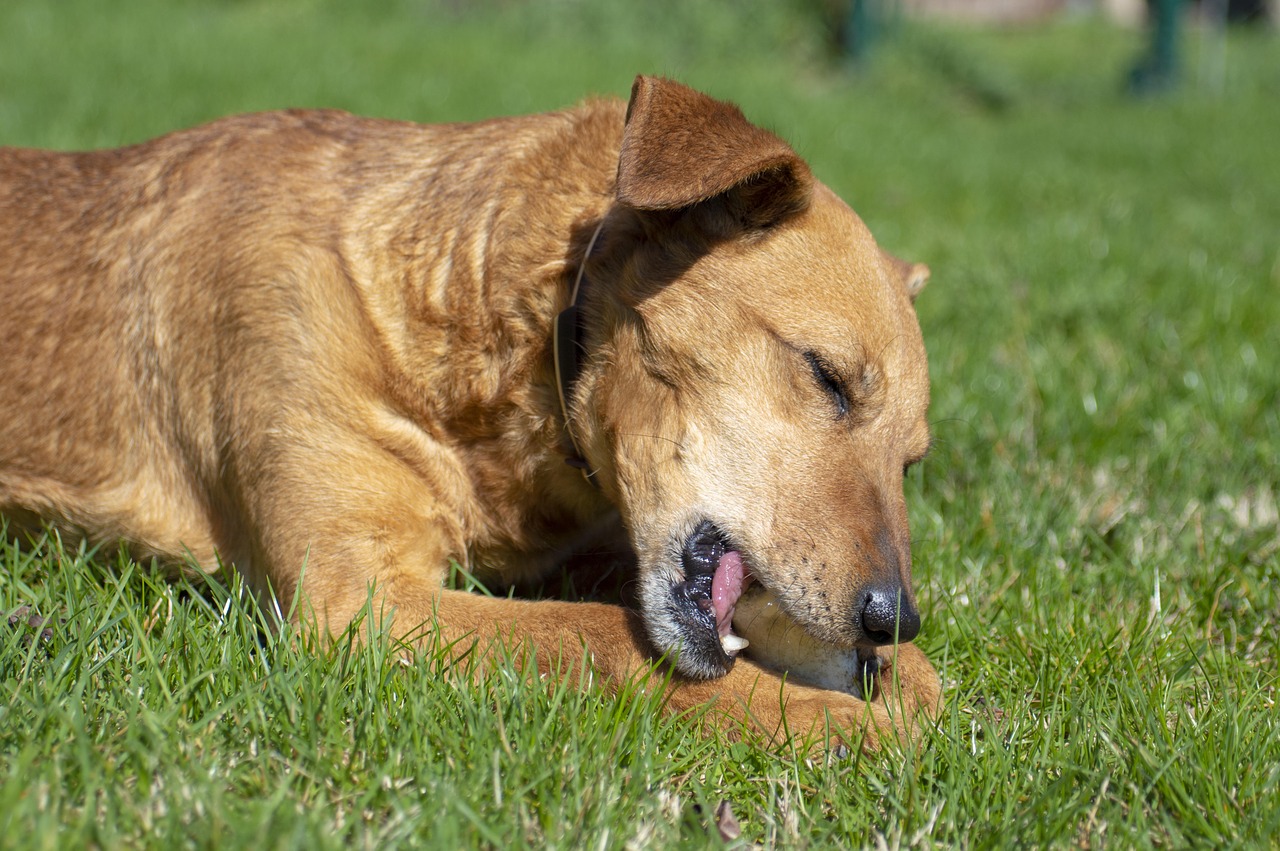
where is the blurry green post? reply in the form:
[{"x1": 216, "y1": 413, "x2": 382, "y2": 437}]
[
  {"x1": 1128, "y1": 0, "x2": 1184, "y2": 94},
  {"x1": 838, "y1": 0, "x2": 899, "y2": 65}
]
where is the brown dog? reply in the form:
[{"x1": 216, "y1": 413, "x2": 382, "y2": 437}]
[{"x1": 0, "y1": 76, "x2": 939, "y2": 747}]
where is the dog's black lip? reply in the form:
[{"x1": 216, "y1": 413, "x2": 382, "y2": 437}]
[
  {"x1": 662, "y1": 519, "x2": 739, "y2": 677},
  {"x1": 855, "y1": 647, "x2": 882, "y2": 701},
  {"x1": 681, "y1": 519, "x2": 727, "y2": 580}
]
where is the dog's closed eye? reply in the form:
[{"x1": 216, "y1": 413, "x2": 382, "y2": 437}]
[{"x1": 804, "y1": 351, "x2": 850, "y2": 419}]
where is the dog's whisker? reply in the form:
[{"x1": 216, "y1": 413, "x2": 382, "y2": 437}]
[{"x1": 612, "y1": 431, "x2": 686, "y2": 450}]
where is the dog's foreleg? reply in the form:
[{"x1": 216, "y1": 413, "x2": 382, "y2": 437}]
[{"x1": 382, "y1": 581, "x2": 939, "y2": 752}]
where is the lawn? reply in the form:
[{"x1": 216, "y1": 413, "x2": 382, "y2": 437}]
[{"x1": 2, "y1": 0, "x2": 1277, "y2": 847}]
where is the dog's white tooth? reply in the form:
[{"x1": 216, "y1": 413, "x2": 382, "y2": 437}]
[{"x1": 720, "y1": 633, "x2": 749, "y2": 654}]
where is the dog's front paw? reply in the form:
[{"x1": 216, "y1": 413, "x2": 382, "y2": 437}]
[
  {"x1": 870, "y1": 641, "x2": 942, "y2": 721},
  {"x1": 667, "y1": 655, "x2": 937, "y2": 752},
  {"x1": 772, "y1": 664, "x2": 938, "y2": 752}
]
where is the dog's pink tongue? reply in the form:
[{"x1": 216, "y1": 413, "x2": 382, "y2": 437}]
[{"x1": 712, "y1": 550, "x2": 746, "y2": 637}]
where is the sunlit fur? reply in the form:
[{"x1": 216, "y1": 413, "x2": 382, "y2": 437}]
[{"x1": 0, "y1": 77, "x2": 939, "y2": 749}]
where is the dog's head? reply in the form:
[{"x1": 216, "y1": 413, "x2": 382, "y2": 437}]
[{"x1": 574, "y1": 77, "x2": 931, "y2": 679}]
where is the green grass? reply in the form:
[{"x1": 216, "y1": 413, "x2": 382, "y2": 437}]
[{"x1": 3, "y1": 0, "x2": 1278, "y2": 847}]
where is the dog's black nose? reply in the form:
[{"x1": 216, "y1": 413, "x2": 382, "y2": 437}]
[{"x1": 860, "y1": 586, "x2": 920, "y2": 645}]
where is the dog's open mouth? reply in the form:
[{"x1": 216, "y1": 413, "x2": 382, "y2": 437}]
[{"x1": 671, "y1": 520, "x2": 755, "y2": 666}]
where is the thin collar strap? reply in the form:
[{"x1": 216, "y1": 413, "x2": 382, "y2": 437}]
[{"x1": 552, "y1": 219, "x2": 605, "y2": 486}]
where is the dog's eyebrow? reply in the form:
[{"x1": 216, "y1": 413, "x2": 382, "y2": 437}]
[{"x1": 765, "y1": 327, "x2": 868, "y2": 378}]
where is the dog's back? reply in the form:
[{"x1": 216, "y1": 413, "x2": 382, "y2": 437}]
[{"x1": 0, "y1": 105, "x2": 622, "y2": 567}]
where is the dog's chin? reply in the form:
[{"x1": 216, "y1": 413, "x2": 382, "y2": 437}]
[{"x1": 640, "y1": 519, "x2": 756, "y2": 680}]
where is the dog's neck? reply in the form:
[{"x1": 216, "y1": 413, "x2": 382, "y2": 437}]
[{"x1": 552, "y1": 219, "x2": 606, "y2": 486}]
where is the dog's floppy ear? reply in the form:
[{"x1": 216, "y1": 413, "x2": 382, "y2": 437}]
[
  {"x1": 881, "y1": 248, "x2": 930, "y2": 303},
  {"x1": 616, "y1": 75, "x2": 812, "y2": 228}
]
